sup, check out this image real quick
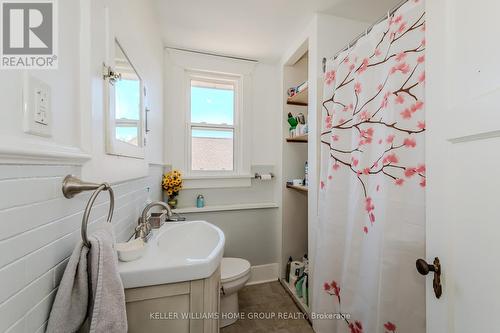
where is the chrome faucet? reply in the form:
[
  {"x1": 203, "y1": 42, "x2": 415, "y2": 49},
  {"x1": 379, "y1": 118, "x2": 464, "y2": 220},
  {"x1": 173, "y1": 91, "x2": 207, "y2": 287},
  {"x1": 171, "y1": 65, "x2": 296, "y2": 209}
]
[{"x1": 135, "y1": 201, "x2": 173, "y2": 241}]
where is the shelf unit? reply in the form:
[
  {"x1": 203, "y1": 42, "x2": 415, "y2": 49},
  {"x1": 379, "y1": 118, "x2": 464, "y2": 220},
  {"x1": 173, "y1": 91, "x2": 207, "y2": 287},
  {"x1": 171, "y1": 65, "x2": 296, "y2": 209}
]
[
  {"x1": 279, "y1": 279, "x2": 310, "y2": 317},
  {"x1": 286, "y1": 87, "x2": 308, "y2": 106},
  {"x1": 286, "y1": 184, "x2": 308, "y2": 193},
  {"x1": 281, "y1": 48, "x2": 310, "y2": 313},
  {"x1": 286, "y1": 134, "x2": 308, "y2": 142}
]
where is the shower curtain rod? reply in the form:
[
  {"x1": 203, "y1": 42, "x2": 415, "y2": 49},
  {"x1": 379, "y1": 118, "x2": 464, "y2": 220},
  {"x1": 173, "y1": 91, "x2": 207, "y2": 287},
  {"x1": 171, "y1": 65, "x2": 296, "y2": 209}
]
[{"x1": 322, "y1": 0, "x2": 410, "y2": 72}]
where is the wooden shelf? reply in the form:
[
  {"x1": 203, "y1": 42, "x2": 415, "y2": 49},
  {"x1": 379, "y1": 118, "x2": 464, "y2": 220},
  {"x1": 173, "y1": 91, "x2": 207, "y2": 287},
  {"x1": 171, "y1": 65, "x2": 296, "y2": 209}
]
[
  {"x1": 286, "y1": 184, "x2": 308, "y2": 193},
  {"x1": 286, "y1": 134, "x2": 308, "y2": 142},
  {"x1": 280, "y1": 279, "x2": 310, "y2": 317},
  {"x1": 287, "y1": 88, "x2": 308, "y2": 106}
]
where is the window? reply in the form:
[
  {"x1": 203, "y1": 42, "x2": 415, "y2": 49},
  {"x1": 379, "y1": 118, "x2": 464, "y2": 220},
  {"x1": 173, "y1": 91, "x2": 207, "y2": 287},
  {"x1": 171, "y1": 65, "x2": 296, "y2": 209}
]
[{"x1": 188, "y1": 75, "x2": 238, "y2": 173}]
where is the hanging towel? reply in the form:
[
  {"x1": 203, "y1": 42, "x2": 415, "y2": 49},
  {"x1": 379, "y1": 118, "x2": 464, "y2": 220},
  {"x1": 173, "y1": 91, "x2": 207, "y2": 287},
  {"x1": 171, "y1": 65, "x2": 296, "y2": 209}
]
[{"x1": 46, "y1": 224, "x2": 127, "y2": 333}]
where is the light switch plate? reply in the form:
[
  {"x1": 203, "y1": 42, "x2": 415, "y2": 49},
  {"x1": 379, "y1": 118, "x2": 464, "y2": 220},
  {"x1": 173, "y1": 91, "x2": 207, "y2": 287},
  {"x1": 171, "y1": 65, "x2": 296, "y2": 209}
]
[{"x1": 23, "y1": 75, "x2": 52, "y2": 137}]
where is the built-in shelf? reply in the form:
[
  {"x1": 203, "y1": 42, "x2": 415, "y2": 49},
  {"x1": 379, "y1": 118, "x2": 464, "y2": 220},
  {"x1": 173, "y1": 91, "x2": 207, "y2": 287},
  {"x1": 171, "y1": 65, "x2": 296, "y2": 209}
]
[
  {"x1": 286, "y1": 184, "x2": 308, "y2": 193},
  {"x1": 287, "y1": 88, "x2": 308, "y2": 106},
  {"x1": 172, "y1": 202, "x2": 279, "y2": 214},
  {"x1": 280, "y1": 279, "x2": 310, "y2": 317},
  {"x1": 286, "y1": 134, "x2": 308, "y2": 143}
]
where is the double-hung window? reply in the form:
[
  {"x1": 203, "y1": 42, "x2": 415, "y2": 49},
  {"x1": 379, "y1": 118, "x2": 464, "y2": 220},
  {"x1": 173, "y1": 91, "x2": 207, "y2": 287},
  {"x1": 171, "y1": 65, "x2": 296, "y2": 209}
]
[{"x1": 188, "y1": 73, "x2": 238, "y2": 174}]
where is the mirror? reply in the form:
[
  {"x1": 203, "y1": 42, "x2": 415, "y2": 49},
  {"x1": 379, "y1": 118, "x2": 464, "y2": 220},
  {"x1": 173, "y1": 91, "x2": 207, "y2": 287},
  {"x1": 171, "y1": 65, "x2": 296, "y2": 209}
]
[{"x1": 105, "y1": 39, "x2": 145, "y2": 158}]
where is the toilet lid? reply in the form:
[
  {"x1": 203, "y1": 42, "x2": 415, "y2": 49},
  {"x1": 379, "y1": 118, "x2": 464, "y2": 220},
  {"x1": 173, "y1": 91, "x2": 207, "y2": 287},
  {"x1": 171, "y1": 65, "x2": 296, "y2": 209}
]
[{"x1": 221, "y1": 257, "x2": 251, "y2": 282}]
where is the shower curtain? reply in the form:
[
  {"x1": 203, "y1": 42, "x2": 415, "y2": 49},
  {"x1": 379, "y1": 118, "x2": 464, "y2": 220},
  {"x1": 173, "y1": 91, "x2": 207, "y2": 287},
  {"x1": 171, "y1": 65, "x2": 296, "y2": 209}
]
[{"x1": 313, "y1": 1, "x2": 425, "y2": 332}]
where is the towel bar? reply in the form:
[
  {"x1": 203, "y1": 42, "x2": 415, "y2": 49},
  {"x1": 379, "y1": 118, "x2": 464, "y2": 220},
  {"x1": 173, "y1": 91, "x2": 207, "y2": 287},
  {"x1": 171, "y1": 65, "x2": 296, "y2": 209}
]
[{"x1": 62, "y1": 175, "x2": 115, "y2": 248}]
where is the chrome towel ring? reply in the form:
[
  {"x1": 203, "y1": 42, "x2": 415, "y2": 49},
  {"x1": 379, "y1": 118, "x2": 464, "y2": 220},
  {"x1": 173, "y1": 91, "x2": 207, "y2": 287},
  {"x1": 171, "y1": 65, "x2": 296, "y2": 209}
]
[{"x1": 62, "y1": 175, "x2": 115, "y2": 248}]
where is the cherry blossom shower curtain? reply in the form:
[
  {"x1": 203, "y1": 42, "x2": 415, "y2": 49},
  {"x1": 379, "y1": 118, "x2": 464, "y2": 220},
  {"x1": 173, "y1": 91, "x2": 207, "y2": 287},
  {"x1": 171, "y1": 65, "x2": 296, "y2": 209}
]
[{"x1": 313, "y1": 1, "x2": 426, "y2": 332}]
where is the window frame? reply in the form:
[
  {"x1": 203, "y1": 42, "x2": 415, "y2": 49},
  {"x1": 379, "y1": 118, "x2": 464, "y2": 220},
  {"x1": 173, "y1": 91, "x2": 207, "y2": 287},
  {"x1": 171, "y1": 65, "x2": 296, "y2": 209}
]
[{"x1": 186, "y1": 71, "x2": 241, "y2": 177}]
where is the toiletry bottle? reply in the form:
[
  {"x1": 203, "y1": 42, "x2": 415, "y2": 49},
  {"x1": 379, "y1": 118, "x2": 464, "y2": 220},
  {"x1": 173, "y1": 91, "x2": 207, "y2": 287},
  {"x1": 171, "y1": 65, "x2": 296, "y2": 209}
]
[
  {"x1": 196, "y1": 194, "x2": 205, "y2": 208},
  {"x1": 285, "y1": 257, "x2": 292, "y2": 283},
  {"x1": 304, "y1": 161, "x2": 308, "y2": 186}
]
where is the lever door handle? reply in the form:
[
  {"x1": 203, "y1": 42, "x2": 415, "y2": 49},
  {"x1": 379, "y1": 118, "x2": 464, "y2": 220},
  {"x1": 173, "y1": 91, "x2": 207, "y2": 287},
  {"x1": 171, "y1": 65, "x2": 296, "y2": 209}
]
[{"x1": 416, "y1": 257, "x2": 442, "y2": 299}]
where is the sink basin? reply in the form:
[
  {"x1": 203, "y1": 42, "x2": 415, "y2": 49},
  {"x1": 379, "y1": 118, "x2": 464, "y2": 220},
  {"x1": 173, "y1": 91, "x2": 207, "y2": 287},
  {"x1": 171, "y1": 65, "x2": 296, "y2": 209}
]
[{"x1": 118, "y1": 220, "x2": 225, "y2": 288}]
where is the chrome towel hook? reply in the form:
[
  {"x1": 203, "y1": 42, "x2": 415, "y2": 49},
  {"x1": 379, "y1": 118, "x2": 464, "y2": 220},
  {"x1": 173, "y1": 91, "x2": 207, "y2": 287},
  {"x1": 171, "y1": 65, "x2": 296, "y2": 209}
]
[{"x1": 62, "y1": 175, "x2": 114, "y2": 248}]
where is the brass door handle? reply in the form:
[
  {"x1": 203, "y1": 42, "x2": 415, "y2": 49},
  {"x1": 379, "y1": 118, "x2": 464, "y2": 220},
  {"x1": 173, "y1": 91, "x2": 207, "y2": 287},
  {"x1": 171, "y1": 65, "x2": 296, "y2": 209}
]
[{"x1": 416, "y1": 257, "x2": 442, "y2": 299}]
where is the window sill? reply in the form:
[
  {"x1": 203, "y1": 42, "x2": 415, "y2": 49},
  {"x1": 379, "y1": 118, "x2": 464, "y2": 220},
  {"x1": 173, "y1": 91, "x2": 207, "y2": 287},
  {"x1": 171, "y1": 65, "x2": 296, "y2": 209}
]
[
  {"x1": 182, "y1": 174, "x2": 252, "y2": 189},
  {"x1": 173, "y1": 202, "x2": 278, "y2": 214}
]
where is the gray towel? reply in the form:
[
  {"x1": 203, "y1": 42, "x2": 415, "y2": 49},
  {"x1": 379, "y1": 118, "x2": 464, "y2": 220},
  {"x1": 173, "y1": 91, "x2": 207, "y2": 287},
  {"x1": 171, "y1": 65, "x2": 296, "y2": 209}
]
[{"x1": 47, "y1": 224, "x2": 127, "y2": 333}]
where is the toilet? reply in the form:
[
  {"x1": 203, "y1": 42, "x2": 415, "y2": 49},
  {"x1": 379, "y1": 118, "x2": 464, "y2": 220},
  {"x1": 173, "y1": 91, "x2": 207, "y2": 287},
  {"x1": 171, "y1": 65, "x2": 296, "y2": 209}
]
[{"x1": 220, "y1": 257, "x2": 251, "y2": 327}]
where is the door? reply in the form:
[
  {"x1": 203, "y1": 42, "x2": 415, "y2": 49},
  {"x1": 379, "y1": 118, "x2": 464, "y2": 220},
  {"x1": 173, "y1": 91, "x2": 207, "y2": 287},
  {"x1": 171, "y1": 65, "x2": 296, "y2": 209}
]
[{"x1": 425, "y1": 0, "x2": 500, "y2": 331}]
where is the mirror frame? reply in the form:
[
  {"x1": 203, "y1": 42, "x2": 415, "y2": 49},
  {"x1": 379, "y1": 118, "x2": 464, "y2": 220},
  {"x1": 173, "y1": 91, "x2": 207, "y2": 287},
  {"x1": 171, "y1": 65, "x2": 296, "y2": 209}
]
[{"x1": 104, "y1": 38, "x2": 146, "y2": 159}]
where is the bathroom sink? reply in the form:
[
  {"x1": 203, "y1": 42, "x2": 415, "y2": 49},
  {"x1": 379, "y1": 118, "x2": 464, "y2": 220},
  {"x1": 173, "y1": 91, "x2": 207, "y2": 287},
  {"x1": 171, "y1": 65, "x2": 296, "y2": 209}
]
[{"x1": 118, "y1": 220, "x2": 225, "y2": 288}]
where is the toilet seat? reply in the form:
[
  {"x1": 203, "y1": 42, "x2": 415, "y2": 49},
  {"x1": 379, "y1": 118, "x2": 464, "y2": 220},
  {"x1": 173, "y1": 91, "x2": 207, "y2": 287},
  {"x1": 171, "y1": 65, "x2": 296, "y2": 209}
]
[{"x1": 221, "y1": 257, "x2": 251, "y2": 283}]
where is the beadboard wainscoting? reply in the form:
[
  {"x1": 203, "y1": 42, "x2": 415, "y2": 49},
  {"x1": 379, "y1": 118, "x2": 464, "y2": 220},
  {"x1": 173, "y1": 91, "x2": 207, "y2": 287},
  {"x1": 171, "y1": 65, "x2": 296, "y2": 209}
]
[{"x1": 0, "y1": 164, "x2": 163, "y2": 333}]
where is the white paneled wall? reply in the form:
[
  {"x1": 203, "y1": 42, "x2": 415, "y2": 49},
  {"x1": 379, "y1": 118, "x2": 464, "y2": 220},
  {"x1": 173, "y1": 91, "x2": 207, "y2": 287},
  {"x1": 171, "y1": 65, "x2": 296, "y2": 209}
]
[{"x1": 0, "y1": 164, "x2": 163, "y2": 333}]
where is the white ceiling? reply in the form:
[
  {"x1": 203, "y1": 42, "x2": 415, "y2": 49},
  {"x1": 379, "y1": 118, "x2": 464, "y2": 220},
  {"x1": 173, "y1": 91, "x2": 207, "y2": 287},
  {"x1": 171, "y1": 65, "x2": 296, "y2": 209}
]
[{"x1": 152, "y1": 0, "x2": 402, "y2": 63}]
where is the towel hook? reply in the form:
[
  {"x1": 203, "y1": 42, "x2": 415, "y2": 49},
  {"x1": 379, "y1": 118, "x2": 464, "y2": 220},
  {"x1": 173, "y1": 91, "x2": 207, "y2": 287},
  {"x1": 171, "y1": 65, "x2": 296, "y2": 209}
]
[{"x1": 62, "y1": 175, "x2": 114, "y2": 248}]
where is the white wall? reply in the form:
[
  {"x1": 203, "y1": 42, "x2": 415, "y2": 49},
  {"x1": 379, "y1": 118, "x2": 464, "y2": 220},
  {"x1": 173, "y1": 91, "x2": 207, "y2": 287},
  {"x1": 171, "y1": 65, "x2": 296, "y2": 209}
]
[
  {"x1": 0, "y1": 0, "x2": 165, "y2": 331},
  {"x1": 164, "y1": 50, "x2": 282, "y2": 266}
]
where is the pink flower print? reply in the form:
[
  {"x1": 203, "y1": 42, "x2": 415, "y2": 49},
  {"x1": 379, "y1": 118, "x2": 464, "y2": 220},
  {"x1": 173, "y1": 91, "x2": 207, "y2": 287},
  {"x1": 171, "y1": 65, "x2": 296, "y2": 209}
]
[
  {"x1": 352, "y1": 157, "x2": 359, "y2": 167},
  {"x1": 400, "y1": 108, "x2": 412, "y2": 119},
  {"x1": 377, "y1": 83, "x2": 384, "y2": 91},
  {"x1": 338, "y1": 118, "x2": 346, "y2": 125},
  {"x1": 369, "y1": 212, "x2": 376, "y2": 224},
  {"x1": 386, "y1": 134, "x2": 395, "y2": 144},
  {"x1": 320, "y1": 181, "x2": 325, "y2": 189},
  {"x1": 324, "y1": 280, "x2": 341, "y2": 303},
  {"x1": 332, "y1": 163, "x2": 340, "y2": 171},
  {"x1": 365, "y1": 197, "x2": 375, "y2": 213},
  {"x1": 418, "y1": 71, "x2": 426, "y2": 83},
  {"x1": 359, "y1": 110, "x2": 371, "y2": 121},
  {"x1": 421, "y1": 38, "x2": 426, "y2": 47},
  {"x1": 417, "y1": 55, "x2": 425, "y2": 63},
  {"x1": 349, "y1": 63, "x2": 356, "y2": 71},
  {"x1": 342, "y1": 105, "x2": 349, "y2": 112},
  {"x1": 328, "y1": 175, "x2": 333, "y2": 180},
  {"x1": 404, "y1": 167, "x2": 417, "y2": 178},
  {"x1": 384, "y1": 321, "x2": 397, "y2": 332},
  {"x1": 363, "y1": 226, "x2": 369, "y2": 234},
  {"x1": 332, "y1": 134, "x2": 339, "y2": 141},
  {"x1": 363, "y1": 168, "x2": 370, "y2": 175},
  {"x1": 413, "y1": 101, "x2": 424, "y2": 111},
  {"x1": 378, "y1": 139, "x2": 383, "y2": 144},
  {"x1": 349, "y1": 321, "x2": 364, "y2": 333},
  {"x1": 394, "y1": 15, "x2": 403, "y2": 24},
  {"x1": 397, "y1": 22, "x2": 407, "y2": 34},
  {"x1": 344, "y1": 56, "x2": 350, "y2": 64},
  {"x1": 395, "y1": 94, "x2": 405, "y2": 104},
  {"x1": 374, "y1": 48, "x2": 382, "y2": 56},
  {"x1": 325, "y1": 70, "x2": 336, "y2": 85},
  {"x1": 403, "y1": 138, "x2": 416, "y2": 148},
  {"x1": 383, "y1": 153, "x2": 399, "y2": 164},
  {"x1": 348, "y1": 103, "x2": 354, "y2": 111},
  {"x1": 421, "y1": 22, "x2": 426, "y2": 31},
  {"x1": 381, "y1": 92, "x2": 390, "y2": 109},
  {"x1": 354, "y1": 82, "x2": 362, "y2": 94},
  {"x1": 420, "y1": 178, "x2": 426, "y2": 187},
  {"x1": 325, "y1": 115, "x2": 333, "y2": 129},
  {"x1": 395, "y1": 52, "x2": 407, "y2": 62},
  {"x1": 416, "y1": 164, "x2": 426, "y2": 174},
  {"x1": 395, "y1": 178, "x2": 404, "y2": 186},
  {"x1": 358, "y1": 58, "x2": 369, "y2": 74},
  {"x1": 417, "y1": 121, "x2": 426, "y2": 130}
]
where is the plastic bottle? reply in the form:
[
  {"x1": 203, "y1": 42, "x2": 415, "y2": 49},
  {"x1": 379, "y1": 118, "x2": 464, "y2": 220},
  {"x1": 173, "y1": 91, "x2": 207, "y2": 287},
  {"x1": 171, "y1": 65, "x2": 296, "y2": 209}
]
[
  {"x1": 304, "y1": 161, "x2": 308, "y2": 186},
  {"x1": 285, "y1": 256, "x2": 292, "y2": 283}
]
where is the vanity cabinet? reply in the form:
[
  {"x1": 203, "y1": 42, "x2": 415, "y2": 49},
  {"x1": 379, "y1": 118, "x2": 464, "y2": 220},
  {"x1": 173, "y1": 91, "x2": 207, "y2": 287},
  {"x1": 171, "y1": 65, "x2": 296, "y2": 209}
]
[{"x1": 124, "y1": 267, "x2": 221, "y2": 333}]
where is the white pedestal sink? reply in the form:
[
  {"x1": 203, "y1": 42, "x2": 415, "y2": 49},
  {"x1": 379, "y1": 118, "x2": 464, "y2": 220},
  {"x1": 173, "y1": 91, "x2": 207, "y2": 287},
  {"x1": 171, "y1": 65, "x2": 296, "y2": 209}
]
[{"x1": 118, "y1": 220, "x2": 225, "y2": 288}]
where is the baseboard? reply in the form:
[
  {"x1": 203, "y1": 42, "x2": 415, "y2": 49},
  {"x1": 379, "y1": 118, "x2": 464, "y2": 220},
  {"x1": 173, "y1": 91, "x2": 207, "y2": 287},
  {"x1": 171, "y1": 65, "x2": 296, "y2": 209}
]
[{"x1": 246, "y1": 263, "x2": 279, "y2": 286}]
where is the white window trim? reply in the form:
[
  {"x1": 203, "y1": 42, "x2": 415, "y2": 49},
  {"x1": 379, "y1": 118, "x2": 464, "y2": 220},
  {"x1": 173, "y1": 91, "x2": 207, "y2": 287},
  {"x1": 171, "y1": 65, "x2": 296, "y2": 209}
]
[{"x1": 185, "y1": 71, "x2": 244, "y2": 178}]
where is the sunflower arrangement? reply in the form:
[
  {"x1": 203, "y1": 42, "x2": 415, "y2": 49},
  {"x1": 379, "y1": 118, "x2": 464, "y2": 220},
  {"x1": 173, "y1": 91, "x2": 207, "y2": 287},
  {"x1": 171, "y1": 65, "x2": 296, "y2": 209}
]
[{"x1": 162, "y1": 170, "x2": 183, "y2": 199}]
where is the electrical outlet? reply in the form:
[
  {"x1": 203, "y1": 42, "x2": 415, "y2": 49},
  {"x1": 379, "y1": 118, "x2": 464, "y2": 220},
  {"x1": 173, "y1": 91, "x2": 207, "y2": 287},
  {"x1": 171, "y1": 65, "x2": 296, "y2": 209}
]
[{"x1": 23, "y1": 75, "x2": 52, "y2": 137}]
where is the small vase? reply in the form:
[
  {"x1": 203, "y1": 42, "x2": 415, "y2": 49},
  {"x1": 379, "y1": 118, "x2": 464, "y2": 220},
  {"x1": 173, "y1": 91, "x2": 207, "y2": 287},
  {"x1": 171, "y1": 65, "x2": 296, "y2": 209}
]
[{"x1": 167, "y1": 198, "x2": 178, "y2": 209}]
